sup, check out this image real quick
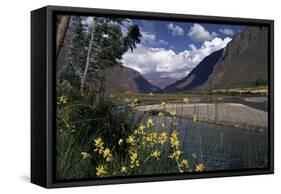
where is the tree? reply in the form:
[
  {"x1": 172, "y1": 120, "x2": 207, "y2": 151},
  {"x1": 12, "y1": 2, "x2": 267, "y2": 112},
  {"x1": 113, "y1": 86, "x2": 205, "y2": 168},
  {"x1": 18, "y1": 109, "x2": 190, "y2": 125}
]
[
  {"x1": 80, "y1": 18, "x2": 141, "y2": 95},
  {"x1": 56, "y1": 15, "x2": 71, "y2": 58},
  {"x1": 57, "y1": 16, "x2": 88, "y2": 91}
]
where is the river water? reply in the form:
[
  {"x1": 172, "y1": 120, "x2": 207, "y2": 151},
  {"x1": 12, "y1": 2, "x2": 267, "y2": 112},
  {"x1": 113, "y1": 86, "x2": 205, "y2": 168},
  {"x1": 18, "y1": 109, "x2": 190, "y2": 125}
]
[{"x1": 152, "y1": 116, "x2": 268, "y2": 171}]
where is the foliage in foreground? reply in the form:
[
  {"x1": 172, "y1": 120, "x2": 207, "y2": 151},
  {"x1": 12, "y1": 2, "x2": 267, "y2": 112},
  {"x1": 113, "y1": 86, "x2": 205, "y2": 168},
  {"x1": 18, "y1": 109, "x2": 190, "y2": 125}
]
[{"x1": 56, "y1": 91, "x2": 205, "y2": 179}]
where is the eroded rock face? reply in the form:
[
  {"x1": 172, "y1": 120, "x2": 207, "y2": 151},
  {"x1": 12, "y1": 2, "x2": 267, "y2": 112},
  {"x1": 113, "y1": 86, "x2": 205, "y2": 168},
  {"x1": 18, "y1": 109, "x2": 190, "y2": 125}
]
[
  {"x1": 201, "y1": 26, "x2": 268, "y2": 90},
  {"x1": 165, "y1": 26, "x2": 269, "y2": 92}
]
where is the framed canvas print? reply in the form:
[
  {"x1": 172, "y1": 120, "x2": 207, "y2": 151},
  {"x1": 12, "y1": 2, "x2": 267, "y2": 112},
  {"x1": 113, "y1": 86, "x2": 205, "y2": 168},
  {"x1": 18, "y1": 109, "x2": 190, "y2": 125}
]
[{"x1": 31, "y1": 5, "x2": 274, "y2": 188}]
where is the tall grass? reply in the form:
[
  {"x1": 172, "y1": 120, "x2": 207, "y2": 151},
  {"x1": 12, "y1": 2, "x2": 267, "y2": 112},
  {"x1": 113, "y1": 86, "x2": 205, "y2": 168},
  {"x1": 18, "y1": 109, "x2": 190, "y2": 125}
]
[{"x1": 56, "y1": 88, "x2": 205, "y2": 180}]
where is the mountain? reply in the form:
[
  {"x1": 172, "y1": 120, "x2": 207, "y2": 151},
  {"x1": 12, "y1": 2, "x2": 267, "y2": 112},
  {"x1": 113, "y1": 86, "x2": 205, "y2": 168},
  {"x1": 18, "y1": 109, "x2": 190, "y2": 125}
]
[
  {"x1": 104, "y1": 65, "x2": 161, "y2": 93},
  {"x1": 149, "y1": 77, "x2": 178, "y2": 89},
  {"x1": 164, "y1": 26, "x2": 268, "y2": 92},
  {"x1": 164, "y1": 49, "x2": 223, "y2": 92}
]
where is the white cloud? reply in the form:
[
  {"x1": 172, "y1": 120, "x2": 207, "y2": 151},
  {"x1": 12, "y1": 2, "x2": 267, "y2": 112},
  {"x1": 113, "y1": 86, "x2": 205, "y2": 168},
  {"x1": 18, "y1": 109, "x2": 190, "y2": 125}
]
[
  {"x1": 158, "y1": 39, "x2": 169, "y2": 45},
  {"x1": 141, "y1": 31, "x2": 156, "y2": 44},
  {"x1": 219, "y1": 28, "x2": 235, "y2": 35},
  {"x1": 122, "y1": 37, "x2": 232, "y2": 79},
  {"x1": 188, "y1": 23, "x2": 218, "y2": 42},
  {"x1": 167, "y1": 23, "x2": 184, "y2": 36}
]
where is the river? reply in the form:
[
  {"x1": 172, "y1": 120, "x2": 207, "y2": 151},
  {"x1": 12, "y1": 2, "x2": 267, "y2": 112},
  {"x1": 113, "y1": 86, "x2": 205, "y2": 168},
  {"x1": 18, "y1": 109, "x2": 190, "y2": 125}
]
[{"x1": 152, "y1": 115, "x2": 268, "y2": 171}]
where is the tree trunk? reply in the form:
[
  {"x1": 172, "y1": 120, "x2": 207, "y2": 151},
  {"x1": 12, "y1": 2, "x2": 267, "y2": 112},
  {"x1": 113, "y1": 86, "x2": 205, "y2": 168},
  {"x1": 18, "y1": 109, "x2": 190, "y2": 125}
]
[
  {"x1": 80, "y1": 17, "x2": 96, "y2": 92},
  {"x1": 56, "y1": 15, "x2": 71, "y2": 58}
]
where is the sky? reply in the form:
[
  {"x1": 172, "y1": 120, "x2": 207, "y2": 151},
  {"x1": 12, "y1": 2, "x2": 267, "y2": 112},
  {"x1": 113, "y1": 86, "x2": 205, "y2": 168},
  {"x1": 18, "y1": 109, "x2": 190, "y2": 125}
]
[
  {"x1": 79, "y1": 16, "x2": 243, "y2": 81},
  {"x1": 121, "y1": 19, "x2": 243, "y2": 80}
]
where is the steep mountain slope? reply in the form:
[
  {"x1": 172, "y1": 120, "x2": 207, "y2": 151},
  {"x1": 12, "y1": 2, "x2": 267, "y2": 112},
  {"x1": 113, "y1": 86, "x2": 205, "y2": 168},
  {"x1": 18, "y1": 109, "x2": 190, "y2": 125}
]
[
  {"x1": 164, "y1": 49, "x2": 223, "y2": 92},
  {"x1": 200, "y1": 26, "x2": 268, "y2": 90},
  {"x1": 164, "y1": 26, "x2": 268, "y2": 92},
  {"x1": 104, "y1": 65, "x2": 161, "y2": 93}
]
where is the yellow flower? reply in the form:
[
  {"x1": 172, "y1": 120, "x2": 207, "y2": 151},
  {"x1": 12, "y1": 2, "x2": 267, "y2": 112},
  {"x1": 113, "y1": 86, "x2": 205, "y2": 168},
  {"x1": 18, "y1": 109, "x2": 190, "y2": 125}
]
[
  {"x1": 169, "y1": 110, "x2": 177, "y2": 116},
  {"x1": 158, "y1": 112, "x2": 164, "y2": 117},
  {"x1": 169, "y1": 150, "x2": 182, "y2": 160},
  {"x1": 129, "y1": 102, "x2": 137, "y2": 108},
  {"x1": 195, "y1": 163, "x2": 205, "y2": 172},
  {"x1": 81, "y1": 152, "x2": 90, "y2": 159},
  {"x1": 118, "y1": 139, "x2": 123, "y2": 145},
  {"x1": 169, "y1": 131, "x2": 180, "y2": 149},
  {"x1": 103, "y1": 148, "x2": 112, "y2": 162},
  {"x1": 150, "y1": 150, "x2": 161, "y2": 159},
  {"x1": 129, "y1": 150, "x2": 140, "y2": 168},
  {"x1": 147, "y1": 117, "x2": 154, "y2": 127},
  {"x1": 94, "y1": 137, "x2": 104, "y2": 154},
  {"x1": 192, "y1": 115, "x2": 197, "y2": 122},
  {"x1": 183, "y1": 97, "x2": 189, "y2": 104},
  {"x1": 161, "y1": 123, "x2": 165, "y2": 128},
  {"x1": 149, "y1": 92, "x2": 154, "y2": 96},
  {"x1": 158, "y1": 131, "x2": 168, "y2": 144},
  {"x1": 57, "y1": 95, "x2": 67, "y2": 105},
  {"x1": 126, "y1": 135, "x2": 136, "y2": 145},
  {"x1": 161, "y1": 101, "x2": 166, "y2": 107},
  {"x1": 139, "y1": 123, "x2": 145, "y2": 131},
  {"x1": 180, "y1": 159, "x2": 189, "y2": 168},
  {"x1": 137, "y1": 124, "x2": 146, "y2": 135},
  {"x1": 133, "y1": 98, "x2": 138, "y2": 103},
  {"x1": 96, "y1": 165, "x2": 107, "y2": 177},
  {"x1": 121, "y1": 166, "x2": 128, "y2": 173}
]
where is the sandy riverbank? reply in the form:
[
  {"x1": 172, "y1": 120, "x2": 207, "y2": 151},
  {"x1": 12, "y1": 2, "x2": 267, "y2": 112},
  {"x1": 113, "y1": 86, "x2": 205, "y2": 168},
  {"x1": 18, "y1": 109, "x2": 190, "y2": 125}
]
[{"x1": 136, "y1": 103, "x2": 268, "y2": 131}]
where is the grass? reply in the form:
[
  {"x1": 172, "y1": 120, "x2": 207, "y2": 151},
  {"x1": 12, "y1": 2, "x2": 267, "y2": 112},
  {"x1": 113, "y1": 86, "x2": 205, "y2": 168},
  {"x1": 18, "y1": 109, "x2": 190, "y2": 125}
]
[
  {"x1": 56, "y1": 85, "x2": 267, "y2": 180},
  {"x1": 56, "y1": 90, "x2": 205, "y2": 180}
]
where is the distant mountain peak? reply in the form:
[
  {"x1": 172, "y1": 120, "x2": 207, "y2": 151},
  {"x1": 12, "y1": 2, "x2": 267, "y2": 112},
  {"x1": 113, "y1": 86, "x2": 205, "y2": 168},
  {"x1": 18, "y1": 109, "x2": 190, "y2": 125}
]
[{"x1": 149, "y1": 76, "x2": 178, "y2": 89}]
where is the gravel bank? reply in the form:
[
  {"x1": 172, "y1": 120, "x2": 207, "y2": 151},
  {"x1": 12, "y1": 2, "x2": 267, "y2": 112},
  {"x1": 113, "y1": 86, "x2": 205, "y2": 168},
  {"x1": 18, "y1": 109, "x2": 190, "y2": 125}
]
[{"x1": 136, "y1": 103, "x2": 268, "y2": 131}]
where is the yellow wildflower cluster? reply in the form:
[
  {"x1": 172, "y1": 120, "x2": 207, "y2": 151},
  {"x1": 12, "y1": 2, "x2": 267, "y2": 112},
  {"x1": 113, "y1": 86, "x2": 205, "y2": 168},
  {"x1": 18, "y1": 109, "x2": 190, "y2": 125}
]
[
  {"x1": 158, "y1": 131, "x2": 168, "y2": 145},
  {"x1": 129, "y1": 98, "x2": 138, "y2": 108},
  {"x1": 145, "y1": 131, "x2": 158, "y2": 147},
  {"x1": 150, "y1": 150, "x2": 161, "y2": 160},
  {"x1": 146, "y1": 117, "x2": 154, "y2": 127},
  {"x1": 195, "y1": 163, "x2": 205, "y2": 172},
  {"x1": 127, "y1": 135, "x2": 136, "y2": 145},
  {"x1": 96, "y1": 165, "x2": 107, "y2": 177},
  {"x1": 169, "y1": 150, "x2": 182, "y2": 160},
  {"x1": 57, "y1": 95, "x2": 67, "y2": 105},
  {"x1": 94, "y1": 137, "x2": 112, "y2": 162},
  {"x1": 169, "y1": 131, "x2": 180, "y2": 149},
  {"x1": 120, "y1": 166, "x2": 128, "y2": 173},
  {"x1": 180, "y1": 159, "x2": 189, "y2": 168},
  {"x1": 90, "y1": 114, "x2": 206, "y2": 177},
  {"x1": 102, "y1": 148, "x2": 112, "y2": 162},
  {"x1": 158, "y1": 112, "x2": 164, "y2": 117},
  {"x1": 129, "y1": 149, "x2": 140, "y2": 168},
  {"x1": 133, "y1": 123, "x2": 146, "y2": 135},
  {"x1": 94, "y1": 137, "x2": 104, "y2": 154},
  {"x1": 81, "y1": 152, "x2": 90, "y2": 159}
]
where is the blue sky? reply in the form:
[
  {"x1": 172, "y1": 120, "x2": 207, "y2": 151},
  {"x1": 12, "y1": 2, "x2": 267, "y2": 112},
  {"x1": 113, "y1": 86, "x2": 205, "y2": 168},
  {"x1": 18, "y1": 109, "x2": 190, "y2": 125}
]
[
  {"x1": 79, "y1": 16, "x2": 243, "y2": 81},
  {"x1": 121, "y1": 19, "x2": 243, "y2": 80},
  {"x1": 133, "y1": 19, "x2": 242, "y2": 53}
]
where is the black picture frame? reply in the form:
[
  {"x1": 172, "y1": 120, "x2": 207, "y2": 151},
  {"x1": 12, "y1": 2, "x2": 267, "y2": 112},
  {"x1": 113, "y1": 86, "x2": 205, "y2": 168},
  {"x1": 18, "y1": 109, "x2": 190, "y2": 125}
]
[{"x1": 31, "y1": 5, "x2": 274, "y2": 188}]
